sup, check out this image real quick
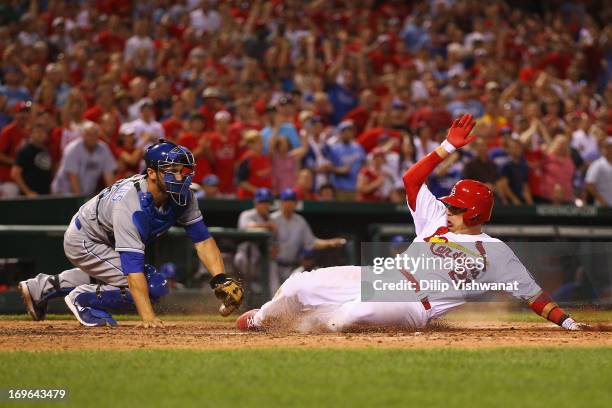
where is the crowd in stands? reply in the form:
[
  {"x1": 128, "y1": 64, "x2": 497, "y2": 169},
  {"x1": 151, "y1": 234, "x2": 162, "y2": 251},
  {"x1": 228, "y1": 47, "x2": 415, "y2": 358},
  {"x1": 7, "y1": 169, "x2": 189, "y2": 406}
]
[{"x1": 0, "y1": 0, "x2": 611, "y2": 206}]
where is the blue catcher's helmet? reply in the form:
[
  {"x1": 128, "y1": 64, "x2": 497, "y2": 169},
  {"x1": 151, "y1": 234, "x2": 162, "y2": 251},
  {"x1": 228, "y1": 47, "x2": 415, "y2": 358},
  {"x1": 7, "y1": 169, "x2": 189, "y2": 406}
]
[{"x1": 144, "y1": 140, "x2": 195, "y2": 206}]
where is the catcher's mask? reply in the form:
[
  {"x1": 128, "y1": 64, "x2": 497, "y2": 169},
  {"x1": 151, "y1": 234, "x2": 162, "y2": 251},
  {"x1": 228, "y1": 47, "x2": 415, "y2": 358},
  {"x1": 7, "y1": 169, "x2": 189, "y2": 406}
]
[{"x1": 144, "y1": 140, "x2": 195, "y2": 206}]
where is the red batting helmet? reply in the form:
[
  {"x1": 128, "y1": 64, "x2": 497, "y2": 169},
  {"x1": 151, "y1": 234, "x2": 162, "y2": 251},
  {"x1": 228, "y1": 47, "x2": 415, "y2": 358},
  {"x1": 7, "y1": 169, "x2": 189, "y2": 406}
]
[{"x1": 439, "y1": 179, "x2": 493, "y2": 226}]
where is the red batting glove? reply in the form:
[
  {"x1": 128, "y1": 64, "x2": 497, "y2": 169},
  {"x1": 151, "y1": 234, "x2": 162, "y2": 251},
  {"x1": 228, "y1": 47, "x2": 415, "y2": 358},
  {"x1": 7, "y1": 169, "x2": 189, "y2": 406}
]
[{"x1": 446, "y1": 114, "x2": 477, "y2": 149}]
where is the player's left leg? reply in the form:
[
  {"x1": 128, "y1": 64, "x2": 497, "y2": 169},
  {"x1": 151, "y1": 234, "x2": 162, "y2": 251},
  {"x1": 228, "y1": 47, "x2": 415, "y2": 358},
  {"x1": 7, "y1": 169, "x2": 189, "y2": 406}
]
[
  {"x1": 325, "y1": 301, "x2": 428, "y2": 332},
  {"x1": 238, "y1": 265, "x2": 362, "y2": 331},
  {"x1": 18, "y1": 268, "x2": 92, "y2": 321}
]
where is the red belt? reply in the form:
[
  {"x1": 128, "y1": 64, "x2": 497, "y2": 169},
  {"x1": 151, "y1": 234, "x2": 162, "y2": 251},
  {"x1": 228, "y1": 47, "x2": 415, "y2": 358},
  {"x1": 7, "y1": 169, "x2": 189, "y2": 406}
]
[
  {"x1": 400, "y1": 269, "x2": 431, "y2": 311},
  {"x1": 421, "y1": 297, "x2": 431, "y2": 311}
]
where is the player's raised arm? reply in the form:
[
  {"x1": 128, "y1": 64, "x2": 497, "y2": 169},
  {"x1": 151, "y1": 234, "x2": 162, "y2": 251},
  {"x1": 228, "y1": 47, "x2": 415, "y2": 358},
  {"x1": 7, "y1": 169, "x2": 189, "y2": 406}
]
[{"x1": 402, "y1": 114, "x2": 476, "y2": 211}]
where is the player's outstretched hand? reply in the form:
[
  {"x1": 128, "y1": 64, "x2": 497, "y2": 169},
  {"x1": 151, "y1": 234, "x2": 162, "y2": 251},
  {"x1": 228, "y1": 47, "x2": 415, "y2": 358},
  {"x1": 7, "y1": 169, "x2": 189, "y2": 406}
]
[
  {"x1": 446, "y1": 113, "x2": 477, "y2": 149},
  {"x1": 137, "y1": 318, "x2": 165, "y2": 329},
  {"x1": 210, "y1": 274, "x2": 244, "y2": 316}
]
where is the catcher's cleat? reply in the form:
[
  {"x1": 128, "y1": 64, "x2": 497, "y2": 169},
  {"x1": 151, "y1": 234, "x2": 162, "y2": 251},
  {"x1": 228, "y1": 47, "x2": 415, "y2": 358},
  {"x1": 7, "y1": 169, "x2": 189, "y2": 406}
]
[
  {"x1": 236, "y1": 309, "x2": 261, "y2": 331},
  {"x1": 64, "y1": 294, "x2": 117, "y2": 327},
  {"x1": 18, "y1": 281, "x2": 47, "y2": 321}
]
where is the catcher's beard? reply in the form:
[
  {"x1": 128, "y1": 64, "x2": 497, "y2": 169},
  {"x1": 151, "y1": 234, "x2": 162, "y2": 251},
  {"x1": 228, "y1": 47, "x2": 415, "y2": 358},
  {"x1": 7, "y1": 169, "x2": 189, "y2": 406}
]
[{"x1": 154, "y1": 171, "x2": 169, "y2": 196}]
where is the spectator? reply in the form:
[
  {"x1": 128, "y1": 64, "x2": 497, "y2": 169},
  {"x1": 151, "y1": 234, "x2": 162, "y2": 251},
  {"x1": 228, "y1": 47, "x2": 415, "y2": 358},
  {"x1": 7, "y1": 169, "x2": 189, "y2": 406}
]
[
  {"x1": 357, "y1": 148, "x2": 390, "y2": 202},
  {"x1": 446, "y1": 81, "x2": 484, "y2": 119},
  {"x1": 0, "y1": 65, "x2": 31, "y2": 110},
  {"x1": 463, "y1": 138, "x2": 501, "y2": 192},
  {"x1": 11, "y1": 122, "x2": 52, "y2": 196},
  {"x1": 114, "y1": 124, "x2": 142, "y2": 180},
  {"x1": 190, "y1": 1, "x2": 221, "y2": 35},
  {"x1": 260, "y1": 95, "x2": 300, "y2": 152},
  {"x1": 328, "y1": 121, "x2": 365, "y2": 200},
  {"x1": 51, "y1": 122, "x2": 116, "y2": 196},
  {"x1": 127, "y1": 77, "x2": 149, "y2": 121},
  {"x1": 317, "y1": 183, "x2": 337, "y2": 201},
  {"x1": 294, "y1": 168, "x2": 315, "y2": 200},
  {"x1": 236, "y1": 130, "x2": 272, "y2": 198},
  {"x1": 343, "y1": 89, "x2": 378, "y2": 134},
  {"x1": 162, "y1": 96, "x2": 187, "y2": 142},
  {"x1": 177, "y1": 111, "x2": 212, "y2": 184},
  {"x1": 84, "y1": 86, "x2": 119, "y2": 125},
  {"x1": 209, "y1": 111, "x2": 239, "y2": 196},
  {"x1": 499, "y1": 138, "x2": 534, "y2": 205},
  {"x1": 130, "y1": 99, "x2": 165, "y2": 149},
  {"x1": 54, "y1": 89, "x2": 87, "y2": 151},
  {"x1": 302, "y1": 115, "x2": 334, "y2": 190},
  {"x1": 428, "y1": 151, "x2": 465, "y2": 198},
  {"x1": 0, "y1": 0, "x2": 608, "y2": 206},
  {"x1": 540, "y1": 135, "x2": 576, "y2": 204},
  {"x1": 570, "y1": 113, "x2": 600, "y2": 164},
  {"x1": 124, "y1": 20, "x2": 154, "y2": 70},
  {"x1": 0, "y1": 101, "x2": 31, "y2": 197},
  {"x1": 327, "y1": 68, "x2": 359, "y2": 125},
  {"x1": 270, "y1": 189, "x2": 346, "y2": 292},
  {"x1": 270, "y1": 131, "x2": 308, "y2": 194},
  {"x1": 585, "y1": 138, "x2": 612, "y2": 207},
  {"x1": 41, "y1": 63, "x2": 70, "y2": 108},
  {"x1": 413, "y1": 122, "x2": 438, "y2": 160},
  {"x1": 0, "y1": 95, "x2": 11, "y2": 130},
  {"x1": 199, "y1": 174, "x2": 220, "y2": 199},
  {"x1": 199, "y1": 87, "x2": 225, "y2": 131}
]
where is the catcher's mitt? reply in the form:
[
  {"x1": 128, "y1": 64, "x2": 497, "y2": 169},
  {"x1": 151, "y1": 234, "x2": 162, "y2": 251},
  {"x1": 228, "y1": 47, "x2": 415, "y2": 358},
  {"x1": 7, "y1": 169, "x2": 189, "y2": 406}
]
[{"x1": 210, "y1": 274, "x2": 243, "y2": 316}]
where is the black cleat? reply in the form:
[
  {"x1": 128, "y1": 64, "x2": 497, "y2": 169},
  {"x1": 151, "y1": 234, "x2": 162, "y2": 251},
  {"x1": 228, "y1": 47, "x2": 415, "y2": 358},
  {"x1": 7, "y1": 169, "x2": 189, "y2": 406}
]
[{"x1": 18, "y1": 281, "x2": 47, "y2": 321}]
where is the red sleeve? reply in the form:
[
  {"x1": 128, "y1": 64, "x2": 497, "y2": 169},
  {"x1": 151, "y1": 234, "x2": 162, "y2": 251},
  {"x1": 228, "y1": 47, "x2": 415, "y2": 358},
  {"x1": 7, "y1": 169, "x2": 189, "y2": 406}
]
[
  {"x1": 528, "y1": 292, "x2": 571, "y2": 327},
  {"x1": 0, "y1": 128, "x2": 10, "y2": 152},
  {"x1": 402, "y1": 151, "x2": 443, "y2": 211}
]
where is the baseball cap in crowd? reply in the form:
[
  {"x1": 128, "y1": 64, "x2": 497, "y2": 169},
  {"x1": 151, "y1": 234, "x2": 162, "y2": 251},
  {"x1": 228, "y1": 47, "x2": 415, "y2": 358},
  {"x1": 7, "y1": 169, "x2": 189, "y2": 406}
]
[
  {"x1": 277, "y1": 95, "x2": 294, "y2": 106},
  {"x1": 214, "y1": 110, "x2": 230, "y2": 121},
  {"x1": 391, "y1": 100, "x2": 406, "y2": 110},
  {"x1": 119, "y1": 123, "x2": 136, "y2": 135},
  {"x1": 280, "y1": 188, "x2": 297, "y2": 201},
  {"x1": 485, "y1": 81, "x2": 500, "y2": 91},
  {"x1": 254, "y1": 188, "x2": 274, "y2": 203},
  {"x1": 202, "y1": 87, "x2": 223, "y2": 99},
  {"x1": 13, "y1": 101, "x2": 32, "y2": 113},
  {"x1": 139, "y1": 98, "x2": 154, "y2": 110},
  {"x1": 371, "y1": 147, "x2": 386, "y2": 158},
  {"x1": 499, "y1": 126, "x2": 513, "y2": 136},
  {"x1": 202, "y1": 174, "x2": 219, "y2": 186},
  {"x1": 338, "y1": 120, "x2": 355, "y2": 131}
]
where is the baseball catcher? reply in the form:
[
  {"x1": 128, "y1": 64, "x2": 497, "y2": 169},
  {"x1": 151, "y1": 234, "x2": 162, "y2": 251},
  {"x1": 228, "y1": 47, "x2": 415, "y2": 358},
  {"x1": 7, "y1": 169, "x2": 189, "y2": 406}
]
[
  {"x1": 236, "y1": 114, "x2": 591, "y2": 332},
  {"x1": 19, "y1": 140, "x2": 243, "y2": 327}
]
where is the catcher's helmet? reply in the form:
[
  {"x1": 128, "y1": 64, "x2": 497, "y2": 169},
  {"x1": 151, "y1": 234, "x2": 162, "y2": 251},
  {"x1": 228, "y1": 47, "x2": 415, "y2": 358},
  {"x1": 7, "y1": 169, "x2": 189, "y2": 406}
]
[
  {"x1": 143, "y1": 140, "x2": 195, "y2": 206},
  {"x1": 439, "y1": 179, "x2": 493, "y2": 227}
]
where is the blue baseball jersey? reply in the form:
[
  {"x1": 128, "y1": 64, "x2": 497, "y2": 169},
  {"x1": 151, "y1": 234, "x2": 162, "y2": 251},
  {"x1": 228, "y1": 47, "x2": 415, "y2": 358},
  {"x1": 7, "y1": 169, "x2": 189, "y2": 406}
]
[{"x1": 75, "y1": 175, "x2": 210, "y2": 274}]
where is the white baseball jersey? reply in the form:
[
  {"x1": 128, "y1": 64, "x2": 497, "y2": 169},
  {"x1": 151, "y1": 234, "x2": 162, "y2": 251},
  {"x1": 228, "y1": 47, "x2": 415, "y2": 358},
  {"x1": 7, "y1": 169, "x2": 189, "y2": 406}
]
[{"x1": 407, "y1": 185, "x2": 541, "y2": 321}]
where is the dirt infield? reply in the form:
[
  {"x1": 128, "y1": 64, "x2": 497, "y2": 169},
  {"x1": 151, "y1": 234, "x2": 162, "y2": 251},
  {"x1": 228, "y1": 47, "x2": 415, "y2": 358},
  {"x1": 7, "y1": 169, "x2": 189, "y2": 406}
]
[{"x1": 1, "y1": 318, "x2": 611, "y2": 351}]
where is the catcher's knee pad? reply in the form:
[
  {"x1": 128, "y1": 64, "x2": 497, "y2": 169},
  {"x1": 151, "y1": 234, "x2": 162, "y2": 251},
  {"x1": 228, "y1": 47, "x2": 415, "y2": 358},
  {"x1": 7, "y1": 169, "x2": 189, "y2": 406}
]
[
  {"x1": 75, "y1": 287, "x2": 134, "y2": 311},
  {"x1": 144, "y1": 264, "x2": 170, "y2": 300}
]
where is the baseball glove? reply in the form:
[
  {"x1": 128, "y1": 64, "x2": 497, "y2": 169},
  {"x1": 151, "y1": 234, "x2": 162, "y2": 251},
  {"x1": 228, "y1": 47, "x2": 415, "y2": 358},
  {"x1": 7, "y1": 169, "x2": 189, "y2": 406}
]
[{"x1": 210, "y1": 274, "x2": 243, "y2": 316}]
